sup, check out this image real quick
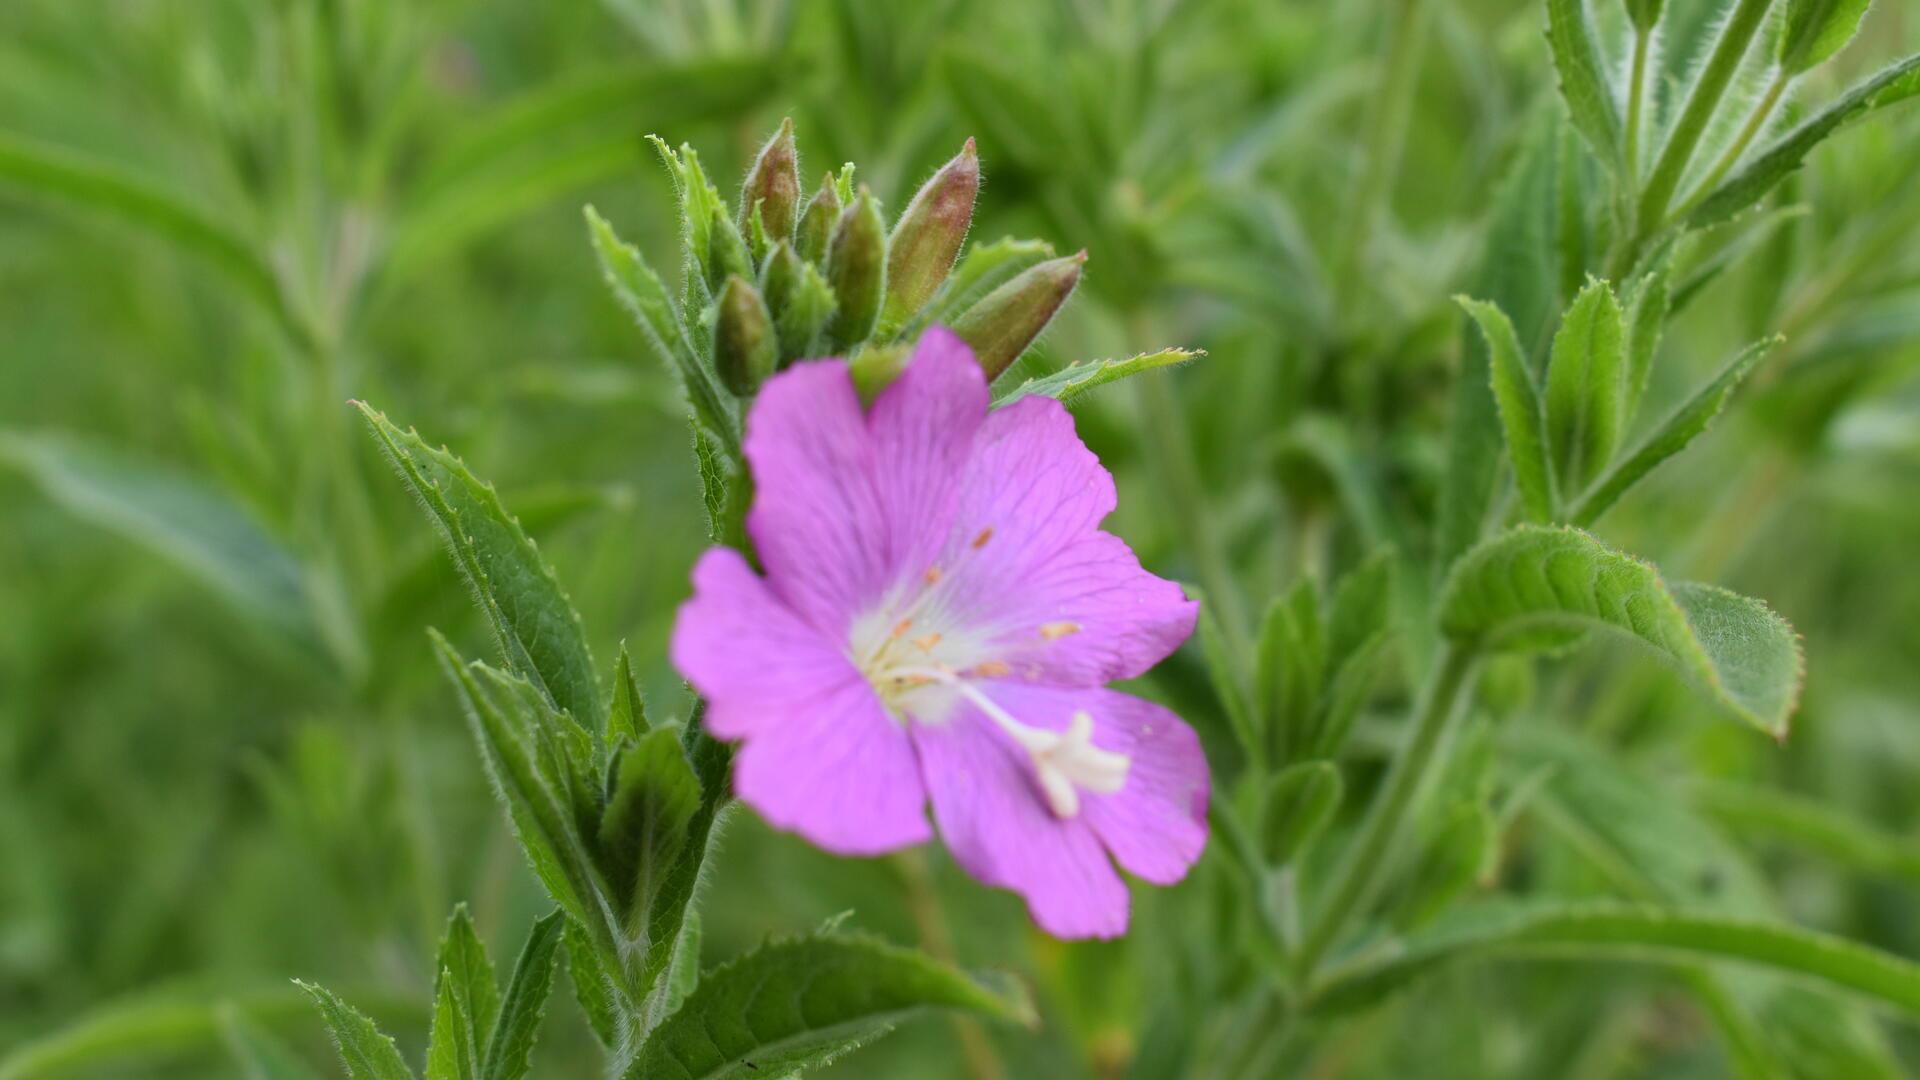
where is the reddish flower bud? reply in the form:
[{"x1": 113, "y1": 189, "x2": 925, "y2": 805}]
[
  {"x1": 952, "y1": 251, "x2": 1086, "y2": 379},
  {"x1": 881, "y1": 138, "x2": 979, "y2": 334}
]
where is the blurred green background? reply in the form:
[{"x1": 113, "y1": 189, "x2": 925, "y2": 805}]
[{"x1": 5, "y1": 0, "x2": 1920, "y2": 1076}]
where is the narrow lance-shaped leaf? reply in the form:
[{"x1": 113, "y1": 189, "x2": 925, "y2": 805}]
[
  {"x1": 431, "y1": 635, "x2": 607, "y2": 937},
  {"x1": 1623, "y1": 255, "x2": 1672, "y2": 420},
  {"x1": 597, "y1": 727, "x2": 701, "y2": 938},
  {"x1": 481, "y1": 914, "x2": 564, "y2": 1080},
  {"x1": 0, "y1": 431, "x2": 336, "y2": 666},
  {"x1": 426, "y1": 906, "x2": 498, "y2": 1080},
  {"x1": 1687, "y1": 54, "x2": 1920, "y2": 229},
  {"x1": 1571, "y1": 335, "x2": 1780, "y2": 526},
  {"x1": 1438, "y1": 525, "x2": 1804, "y2": 736},
  {"x1": 1437, "y1": 110, "x2": 1560, "y2": 572},
  {"x1": 356, "y1": 405, "x2": 602, "y2": 729},
  {"x1": 608, "y1": 642, "x2": 649, "y2": 748},
  {"x1": 1546, "y1": 0, "x2": 1624, "y2": 168},
  {"x1": 585, "y1": 206, "x2": 740, "y2": 454},
  {"x1": 1313, "y1": 900, "x2": 1920, "y2": 1018},
  {"x1": 562, "y1": 919, "x2": 618, "y2": 1049},
  {"x1": 623, "y1": 933, "x2": 1034, "y2": 1080},
  {"x1": 1457, "y1": 298, "x2": 1556, "y2": 521},
  {"x1": 297, "y1": 983, "x2": 415, "y2": 1080},
  {"x1": 1262, "y1": 761, "x2": 1343, "y2": 867},
  {"x1": 0, "y1": 132, "x2": 309, "y2": 347},
  {"x1": 1544, "y1": 278, "x2": 1626, "y2": 492},
  {"x1": 1778, "y1": 0, "x2": 1873, "y2": 75},
  {"x1": 992, "y1": 348, "x2": 1201, "y2": 408}
]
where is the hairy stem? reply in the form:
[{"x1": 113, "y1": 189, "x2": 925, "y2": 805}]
[
  {"x1": 1624, "y1": 25, "x2": 1652, "y2": 180},
  {"x1": 1295, "y1": 641, "x2": 1480, "y2": 978}
]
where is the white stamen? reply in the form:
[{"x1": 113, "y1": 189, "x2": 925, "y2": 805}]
[{"x1": 887, "y1": 666, "x2": 1128, "y2": 818}]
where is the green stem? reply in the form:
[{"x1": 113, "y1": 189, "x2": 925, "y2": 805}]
[
  {"x1": 1295, "y1": 641, "x2": 1479, "y2": 978},
  {"x1": 1679, "y1": 69, "x2": 1790, "y2": 217},
  {"x1": 1634, "y1": 0, "x2": 1776, "y2": 242},
  {"x1": 1624, "y1": 25, "x2": 1652, "y2": 180}
]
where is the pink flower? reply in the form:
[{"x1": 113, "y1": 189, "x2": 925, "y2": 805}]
[{"x1": 670, "y1": 328, "x2": 1208, "y2": 938}]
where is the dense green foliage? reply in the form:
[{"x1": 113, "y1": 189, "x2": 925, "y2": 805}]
[{"x1": 6, "y1": 0, "x2": 1920, "y2": 1076}]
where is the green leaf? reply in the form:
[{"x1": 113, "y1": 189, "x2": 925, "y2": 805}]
[
  {"x1": 427, "y1": 906, "x2": 498, "y2": 1080},
  {"x1": 563, "y1": 919, "x2": 618, "y2": 1049},
  {"x1": 1623, "y1": 255, "x2": 1672, "y2": 421},
  {"x1": 1687, "y1": 53, "x2": 1920, "y2": 229},
  {"x1": 585, "y1": 206, "x2": 740, "y2": 454},
  {"x1": 0, "y1": 132, "x2": 308, "y2": 347},
  {"x1": 1392, "y1": 801, "x2": 1495, "y2": 930},
  {"x1": 1438, "y1": 525, "x2": 1804, "y2": 735},
  {"x1": 597, "y1": 727, "x2": 701, "y2": 937},
  {"x1": 991, "y1": 349, "x2": 1201, "y2": 408},
  {"x1": 624, "y1": 933, "x2": 1033, "y2": 1080},
  {"x1": 432, "y1": 636, "x2": 606, "y2": 937},
  {"x1": 662, "y1": 911, "x2": 703, "y2": 1021},
  {"x1": 1458, "y1": 297, "x2": 1557, "y2": 521},
  {"x1": 1260, "y1": 761, "x2": 1343, "y2": 867},
  {"x1": 1570, "y1": 335, "x2": 1780, "y2": 526},
  {"x1": 1328, "y1": 550, "x2": 1396, "y2": 667},
  {"x1": 630, "y1": 702, "x2": 734, "y2": 1039},
  {"x1": 608, "y1": 643, "x2": 650, "y2": 749},
  {"x1": 297, "y1": 983, "x2": 415, "y2": 1080},
  {"x1": 1546, "y1": 0, "x2": 1624, "y2": 168},
  {"x1": 1544, "y1": 279, "x2": 1626, "y2": 492},
  {"x1": 1255, "y1": 581, "x2": 1326, "y2": 763},
  {"x1": 1313, "y1": 631, "x2": 1392, "y2": 760},
  {"x1": 481, "y1": 913, "x2": 564, "y2": 1080},
  {"x1": 923, "y1": 237, "x2": 1056, "y2": 330},
  {"x1": 0, "y1": 432, "x2": 338, "y2": 665},
  {"x1": 1313, "y1": 901, "x2": 1920, "y2": 1018},
  {"x1": 1437, "y1": 110, "x2": 1561, "y2": 572},
  {"x1": 1778, "y1": 0, "x2": 1873, "y2": 74},
  {"x1": 356, "y1": 405, "x2": 601, "y2": 729}
]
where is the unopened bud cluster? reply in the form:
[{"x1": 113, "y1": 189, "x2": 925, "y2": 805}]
[{"x1": 670, "y1": 119, "x2": 1084, "y2": 397}]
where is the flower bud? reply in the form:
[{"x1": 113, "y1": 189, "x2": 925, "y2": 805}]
[
  {"x1": 760, "y1": 241, "x2": 837, "y2": 364},
  {"x1": 795, "y1": 172, "x2": 841, "y2": 267},
  {"x1": 881, "y1": 138, "x2": 979, "y2": 334},
  {"x1": 714, "y1": 275, "x2": 777, "y2": 396},
  {"x1": 738, "y1": 117, "x2": 800, "y2": 256},
  {"x1": 705, "y1": 206, "x2": 754, "y2": 297},
  {"x1": 952, "y1": 251, "x2": 1085, "y2": 379},
  {"x1": 825, "y1": 186, "x2": 886, "y2": 351}
]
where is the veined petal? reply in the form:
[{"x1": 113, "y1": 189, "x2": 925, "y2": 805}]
[
  {"x1": 932, "y1": 396, "x2": 1196, "y2": 684},
  {"x1": 670, "y1": 548, "x2": 853, "y2": 740},
  {"x1": 733, "y1": 676, "x2": 932, "y2": 855},
  {"x1": 911, "y1": 706, "x2": 1129, "y2": 938},
  {"x1": 867, "y1": 327, "x2": 988, "y2": 577},
  {"x1": 743, "y1": 360, "x2": 889, "y2": 637}
]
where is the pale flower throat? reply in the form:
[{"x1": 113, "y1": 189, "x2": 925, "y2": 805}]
[{"x1": 849, "y1": 533, "x2": 1130, "y2": 820}]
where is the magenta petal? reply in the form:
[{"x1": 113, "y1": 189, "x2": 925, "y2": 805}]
[
  {"x1": 742, "y1": 360, "x2": 889, "y2": 637},
  {"x1": 733, "y1": 676, "x2": 932, "y2": 855},
  {"x1": 1072, "y1": 691, "x2": 1211, "y2": 885},
  {"x1": 867, "y1": 328, "x2": 989, "y2": 576},
  {"x1": 911, "y1": 706, "x2": 1130, "y2": 939},
  {"x1": 669, "y1": 548, "x2": 854, "y2": 741},
  {"x1": 935, "y1": 395, "x2": 1198, "y2": 684}
]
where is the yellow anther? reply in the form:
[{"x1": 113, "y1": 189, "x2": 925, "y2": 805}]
[
  {"x1": 912, "y1": 632, "x2": 943, "y2": 652},
  {"x1": 1039, "y1": 621, "x2": 1082, "y2": 641},
  {"x1": 971, "y1": 526, "x2": 995, "y2": 549}
]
